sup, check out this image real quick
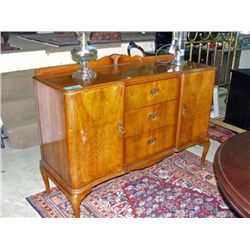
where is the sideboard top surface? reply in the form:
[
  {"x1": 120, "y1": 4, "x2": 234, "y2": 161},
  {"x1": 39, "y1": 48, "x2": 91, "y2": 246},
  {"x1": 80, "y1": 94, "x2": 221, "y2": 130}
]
[{"x1": 34, "y1": 59, "x2": 215, "y2": 93}]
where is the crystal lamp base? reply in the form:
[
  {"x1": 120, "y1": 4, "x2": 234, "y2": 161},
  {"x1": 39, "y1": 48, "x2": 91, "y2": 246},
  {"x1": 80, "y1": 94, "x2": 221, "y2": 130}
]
[{"x1": 72, "y1": 65, "x2": 96, "y2": 83}]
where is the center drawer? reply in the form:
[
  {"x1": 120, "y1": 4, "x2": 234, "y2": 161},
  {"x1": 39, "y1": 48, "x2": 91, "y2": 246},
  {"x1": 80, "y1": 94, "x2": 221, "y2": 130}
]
[
  {"x1": 125, "y1": 77, "x2": 180, "y2": 111},
  {"x1": 124, "y1": 100, "x2": 178, "y2": 138}
]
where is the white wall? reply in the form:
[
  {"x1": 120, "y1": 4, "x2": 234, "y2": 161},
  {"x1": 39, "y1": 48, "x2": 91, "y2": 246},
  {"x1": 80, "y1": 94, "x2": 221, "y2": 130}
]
[{"x1": 239, "y1": 49, "x2": 250, "y2": 68}]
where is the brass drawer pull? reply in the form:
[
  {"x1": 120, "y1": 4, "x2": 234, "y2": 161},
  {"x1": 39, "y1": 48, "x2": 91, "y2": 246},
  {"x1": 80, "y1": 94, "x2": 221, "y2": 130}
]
[
  {"x1": 147, "y1": 137, "x2": 157, "y2": 145},
  {"x1": 117, "y1": 122, "x2": 125, "y2": 135},
  {"x1": 150, "y1": 87, "x2": 160, "y2": 96},
  {"x1": 148, "y1": 112, "x2": 158, "y2": 121}
]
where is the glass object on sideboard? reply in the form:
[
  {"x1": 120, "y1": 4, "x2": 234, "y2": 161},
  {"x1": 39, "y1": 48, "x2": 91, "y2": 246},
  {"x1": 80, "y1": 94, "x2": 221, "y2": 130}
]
[{"x1": 71, "y1": 32, "x2": 98, "y2": 84}]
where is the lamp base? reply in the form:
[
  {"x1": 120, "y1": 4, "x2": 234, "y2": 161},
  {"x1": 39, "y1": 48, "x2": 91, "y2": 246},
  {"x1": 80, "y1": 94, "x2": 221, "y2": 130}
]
[{"x1": 72, "y1": 66, "x2": 96, "y2": 83}]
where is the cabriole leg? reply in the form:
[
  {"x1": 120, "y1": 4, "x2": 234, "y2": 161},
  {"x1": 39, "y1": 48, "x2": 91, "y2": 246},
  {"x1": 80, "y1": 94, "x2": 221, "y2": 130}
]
[
  {"x1": 70, "y1": 195, "x2": 82, "y2": 218},
  {"x1": 40, "y1": 165, "x2": 51, "y2": 195},
  {"x1": 69, "y1": 190, "x2": 91, "y2": 218},
  {"x1": 201, "y1": 139, "x2": 210, "y2": 166}
]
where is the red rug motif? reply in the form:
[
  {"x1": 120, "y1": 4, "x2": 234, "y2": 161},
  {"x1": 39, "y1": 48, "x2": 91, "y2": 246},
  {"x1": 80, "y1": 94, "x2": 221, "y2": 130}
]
[
  {"x1": 26, "y1": 150, "x2": 237, "y2": 218},
  {"x1": 208, "y1": 121, "x2": 236, "y2": 143}
]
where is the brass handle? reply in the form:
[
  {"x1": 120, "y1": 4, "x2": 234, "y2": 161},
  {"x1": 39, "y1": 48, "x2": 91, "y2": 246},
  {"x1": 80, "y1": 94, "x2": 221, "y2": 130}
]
[
  {"x1": 182, "y1": 104, "x2": 187, "y2": 115},
  {"x1": 148, "y1": 112, "x2": 158, "y2": 121},
  {"x1": 147, "y1": 137, "x2": 157, "y2": 145},
  {"x1": 118, "y1": 122, "x2": 125, "y2": 135},
  {"x1": 80, "y1": 130, "x2": 87, "y2": 144},
  {"x1": 150, "y1": 87, "x2": 160, "y2": 96}
]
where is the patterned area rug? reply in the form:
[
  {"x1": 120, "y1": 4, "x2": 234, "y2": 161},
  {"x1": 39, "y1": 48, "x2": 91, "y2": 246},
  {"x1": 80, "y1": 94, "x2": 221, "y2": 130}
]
[
  {"x1": 208, "y1": 120, "x2": 236, "y2": 143},
  {"x1": 1, "y1": 43, "x2": 21, "y2": 52},
  {"x1": 26, "y1": 150, "x2": 237, "y2": 218}
]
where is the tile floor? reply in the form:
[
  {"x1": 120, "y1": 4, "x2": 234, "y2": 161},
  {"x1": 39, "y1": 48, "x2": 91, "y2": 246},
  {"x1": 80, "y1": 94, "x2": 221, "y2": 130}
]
[{"x1": 0, "y1": 97, "x2": 226, "y2": 218}]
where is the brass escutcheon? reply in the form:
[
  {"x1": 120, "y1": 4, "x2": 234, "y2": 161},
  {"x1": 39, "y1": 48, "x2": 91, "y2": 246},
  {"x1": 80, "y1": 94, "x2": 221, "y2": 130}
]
[
  {"x1": 117, "y1": 122, "x2": 125, "y2": 135},
  {"x1": 182, "y1": 104, "x2": 187, "y2": 115},
  {"x1": 80, "y1": 130, "x2": 87, "y2": 144}
]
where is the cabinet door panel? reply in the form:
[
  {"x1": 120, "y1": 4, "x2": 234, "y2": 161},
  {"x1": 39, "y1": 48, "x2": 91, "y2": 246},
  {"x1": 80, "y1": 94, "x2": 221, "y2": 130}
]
[
  {"x1": 176, "y1": 70, "x2": 215, "y2": 148},
  {"x1": 66, "y1": 83, "x2": 124, "y2": 188}
]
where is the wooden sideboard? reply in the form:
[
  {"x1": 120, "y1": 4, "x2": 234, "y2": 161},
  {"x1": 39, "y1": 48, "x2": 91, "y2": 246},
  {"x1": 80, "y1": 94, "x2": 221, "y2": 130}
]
[{"x1": 34, "y1": 55, "x2": 215, "y2": 217}]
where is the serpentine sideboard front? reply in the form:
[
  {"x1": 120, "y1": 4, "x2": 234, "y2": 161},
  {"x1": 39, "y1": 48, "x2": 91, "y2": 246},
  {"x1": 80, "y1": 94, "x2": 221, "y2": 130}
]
[{"x1": 34, "y1": 55, "x2": 215, "y2": 217}]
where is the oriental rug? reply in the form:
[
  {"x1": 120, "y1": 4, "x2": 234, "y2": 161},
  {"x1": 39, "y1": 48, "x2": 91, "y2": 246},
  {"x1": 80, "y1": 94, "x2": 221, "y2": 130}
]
[
  {"x1": 26, "y1": 150, "x2": 237, "y2": 218},
  {"x1": 1, "y1": 43, "x2": 21, "y2": 52},
  {"x1": 208, "y1": 120, "x2": 236, "y2": 143}
]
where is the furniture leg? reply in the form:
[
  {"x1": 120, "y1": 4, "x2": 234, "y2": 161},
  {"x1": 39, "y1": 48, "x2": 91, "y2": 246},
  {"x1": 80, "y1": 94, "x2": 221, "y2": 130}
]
[
  {"x1": 69, "y1": 190, "x2": 91, "y2": 218},
  {"x1": 69, "y1": 195, "x2": 82, "y2": 218},
  {"x1": 40, "y1": 166, "x2": 51, "y2": 195},
  {"x1": 201, "y1": 139, "x2": 210, "y2": 166}
]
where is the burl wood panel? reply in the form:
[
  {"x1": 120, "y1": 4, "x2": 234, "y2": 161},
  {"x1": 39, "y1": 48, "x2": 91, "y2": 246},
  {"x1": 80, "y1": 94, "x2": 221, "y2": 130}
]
[
  {"x1": 124, "y1": 100, "x2": 179, "y2": 138},
  {"x1": 35, "y1": 81, "x2": 70, "y2": 185},
  {"x1": 65, "y1": 82, "x2": 124, "y2": 188},
  {"x1": 125, "y1": 78, "x2": 180, "y2": 111},
  {"x1": 176, "y1": 70, "x2": 215, "y2": 149}
]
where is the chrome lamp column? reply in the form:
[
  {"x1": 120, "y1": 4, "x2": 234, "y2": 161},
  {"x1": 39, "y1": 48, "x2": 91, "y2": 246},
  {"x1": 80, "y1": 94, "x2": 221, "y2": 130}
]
[
  {"x1": 71, "y1": 32, "x2": 97, "y2": 83},
  {"x1": 171, "y1": 32, "x2": 187, "y2": 65}
]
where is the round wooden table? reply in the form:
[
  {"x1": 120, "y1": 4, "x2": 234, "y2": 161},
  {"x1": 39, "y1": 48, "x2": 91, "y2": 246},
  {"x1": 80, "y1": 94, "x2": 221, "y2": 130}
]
[{"x1": 214, "y1": 132, "x2": 250, "y2": 217}]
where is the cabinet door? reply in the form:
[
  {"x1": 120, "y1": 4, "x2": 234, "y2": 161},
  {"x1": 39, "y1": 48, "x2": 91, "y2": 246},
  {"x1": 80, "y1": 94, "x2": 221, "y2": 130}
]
[
  {"x1": 176, "y1": 70, "x2": 215, "y2": 149},
  {"x1": 66, "y1": 83, "x2": 124, "y2": 188}
]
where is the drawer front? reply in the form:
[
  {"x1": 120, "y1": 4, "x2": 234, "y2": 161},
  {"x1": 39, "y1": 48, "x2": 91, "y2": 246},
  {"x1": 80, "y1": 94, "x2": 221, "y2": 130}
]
[
  {"x1": 125, "y1": 78, "x2": 180, "y2": 111},
  {"x1": 125, "y1": 100, "x2": 178, "y2": 138},
  {"x1": 124, "y1": 125, "x2": 176, "y2": 164}
]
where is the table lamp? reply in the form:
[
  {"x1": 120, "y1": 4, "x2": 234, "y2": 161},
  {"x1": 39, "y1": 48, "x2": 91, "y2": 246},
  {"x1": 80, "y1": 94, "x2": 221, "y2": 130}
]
[{"x1": 71, "y1": 32, "x2": 98, "y2": 82}]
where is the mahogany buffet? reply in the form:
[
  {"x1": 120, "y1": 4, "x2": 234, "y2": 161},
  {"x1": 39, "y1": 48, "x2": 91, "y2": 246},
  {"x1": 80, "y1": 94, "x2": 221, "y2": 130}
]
[{"x1": 34, "y1": 54, "x2": 216, "y2": 217}]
